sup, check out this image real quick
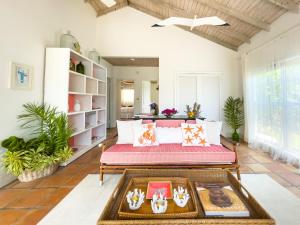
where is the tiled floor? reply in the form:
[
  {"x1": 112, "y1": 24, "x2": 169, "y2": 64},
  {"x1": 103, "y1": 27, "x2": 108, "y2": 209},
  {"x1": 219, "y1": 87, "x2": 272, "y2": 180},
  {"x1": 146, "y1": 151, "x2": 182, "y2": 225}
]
[{"x1": 0, "y1": 129, "x2": 299, "y2": 225}]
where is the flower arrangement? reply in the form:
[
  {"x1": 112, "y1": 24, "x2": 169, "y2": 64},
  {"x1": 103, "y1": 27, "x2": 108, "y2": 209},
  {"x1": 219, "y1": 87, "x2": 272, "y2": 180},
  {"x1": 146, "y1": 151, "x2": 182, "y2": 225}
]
[
  {"x1": 161, "y1": 108, "x2": 177, "y2": 118},
  {"x1": 150, "y1": 103, "x2": 159, "y2": 115},
  {"x1": 186, "y1": 102, "x2": 201, "y2": 119}
]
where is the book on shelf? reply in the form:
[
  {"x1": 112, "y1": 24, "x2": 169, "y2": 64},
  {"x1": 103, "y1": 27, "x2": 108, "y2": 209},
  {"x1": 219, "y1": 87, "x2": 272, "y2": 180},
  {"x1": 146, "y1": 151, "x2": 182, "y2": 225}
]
[{"x1": 195, "y1": 182, "x2": 249, "y2": 217}]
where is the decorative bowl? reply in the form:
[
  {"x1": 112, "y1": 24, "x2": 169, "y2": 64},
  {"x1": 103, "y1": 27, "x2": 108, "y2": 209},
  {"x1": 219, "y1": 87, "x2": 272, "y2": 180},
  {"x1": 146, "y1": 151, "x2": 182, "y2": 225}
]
[
  {"x1": 173, "y1": 186, "x2": 190, "y2": 208},
  {"x1": 126, "y1": 189, "x2": 145, "y2": 210},
  {"x1": 151, "y1": 193, "x2": 168, "y2": 214}
]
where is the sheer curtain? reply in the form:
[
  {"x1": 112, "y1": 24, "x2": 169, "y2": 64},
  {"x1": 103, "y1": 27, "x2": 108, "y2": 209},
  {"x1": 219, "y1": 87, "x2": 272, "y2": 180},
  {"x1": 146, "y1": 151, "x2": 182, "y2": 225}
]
[{"x1": 244, "y1": 27, "x2": 300, "y2": 167}]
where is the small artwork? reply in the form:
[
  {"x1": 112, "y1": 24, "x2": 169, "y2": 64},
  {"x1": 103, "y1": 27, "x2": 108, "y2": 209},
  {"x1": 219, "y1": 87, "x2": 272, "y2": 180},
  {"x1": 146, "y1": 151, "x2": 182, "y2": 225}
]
[{"x1": 10, "y1": 62, "x2": 33, "y2": 90}]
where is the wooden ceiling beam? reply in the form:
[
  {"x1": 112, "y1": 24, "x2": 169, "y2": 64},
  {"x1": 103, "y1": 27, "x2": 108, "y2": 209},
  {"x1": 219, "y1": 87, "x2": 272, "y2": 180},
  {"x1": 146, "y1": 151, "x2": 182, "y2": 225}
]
[
  {"x1": 194, "y1": 0, "x2": 270, "y2": 31},
  {"x1": 265, "y1": 0, "x2": 299, "y2": 13},
  {"x1": 129, "y1": 2, "x2": 238, "y2": 51},
  {"x1": 96, "y1": 1, "x2": 128, "y2": 17},
  {"x1": 150, "y1": 0, "x2": 251, "y2": 44}
]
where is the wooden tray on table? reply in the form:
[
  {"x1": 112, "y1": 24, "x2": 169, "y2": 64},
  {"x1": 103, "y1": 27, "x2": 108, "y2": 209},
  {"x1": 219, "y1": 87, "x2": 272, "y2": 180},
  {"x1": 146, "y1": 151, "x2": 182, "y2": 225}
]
[
  {"x1": 118, "y1": 177, "x2": 199, "y2": 219},
  {"x1": 98, "y1": 169, "x2": 275, "y2": 225}
]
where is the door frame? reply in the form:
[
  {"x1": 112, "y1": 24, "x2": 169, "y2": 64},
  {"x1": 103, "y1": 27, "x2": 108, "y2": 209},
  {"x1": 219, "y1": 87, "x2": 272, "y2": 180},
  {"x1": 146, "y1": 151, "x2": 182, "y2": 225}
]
[{"x1": 174, "y1": 71, "x2": 222, "y2": 120}]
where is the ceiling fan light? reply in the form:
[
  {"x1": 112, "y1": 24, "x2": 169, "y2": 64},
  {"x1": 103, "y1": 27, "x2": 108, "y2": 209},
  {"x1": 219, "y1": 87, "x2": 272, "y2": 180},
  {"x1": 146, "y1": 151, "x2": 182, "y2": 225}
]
[{"x1": 100, "y1": 0, "x2": 116, "y2": 7}]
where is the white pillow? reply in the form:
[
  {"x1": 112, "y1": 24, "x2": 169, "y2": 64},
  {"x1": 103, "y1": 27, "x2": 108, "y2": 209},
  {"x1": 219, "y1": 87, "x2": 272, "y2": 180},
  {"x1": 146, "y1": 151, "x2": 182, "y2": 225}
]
[
  {"x1": 133, "y1": 123, "x2": 159, "y2": 147},
  {"x1": 156, "y1": 127, "x2": 183, "y2": 144},
  {"x1": 181, "y1": 123, "x2": 210, "y2": 147},
  {"x1": 196, "y1": 119, "x2": 222, "y2": 145},
  {"x1": 116, "y1": 120, "x2": 142, "y2": 144}
]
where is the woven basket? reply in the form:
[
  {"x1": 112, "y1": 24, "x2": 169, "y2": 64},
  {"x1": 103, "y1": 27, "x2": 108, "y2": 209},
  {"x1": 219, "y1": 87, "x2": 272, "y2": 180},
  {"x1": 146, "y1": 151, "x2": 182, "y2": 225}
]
[{"x1": 18, "y1": 164, "x2": 59, "y2": 182}]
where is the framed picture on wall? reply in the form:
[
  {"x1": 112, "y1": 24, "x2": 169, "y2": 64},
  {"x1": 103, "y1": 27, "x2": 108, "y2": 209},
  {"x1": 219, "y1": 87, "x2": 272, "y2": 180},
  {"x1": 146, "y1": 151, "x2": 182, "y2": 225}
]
[{"x1": 9, "y1": 62, "x2": 33, "y2": 90}]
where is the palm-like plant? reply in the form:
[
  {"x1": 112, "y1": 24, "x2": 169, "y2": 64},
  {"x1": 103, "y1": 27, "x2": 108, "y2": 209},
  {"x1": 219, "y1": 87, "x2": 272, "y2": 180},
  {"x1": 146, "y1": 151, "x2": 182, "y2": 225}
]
[
  {"x1": 224, "y1": 97, "x2": 244, "y2": 142},
  {"x1": 1, "y1": 103, "x2": 73, "y2": 177}
]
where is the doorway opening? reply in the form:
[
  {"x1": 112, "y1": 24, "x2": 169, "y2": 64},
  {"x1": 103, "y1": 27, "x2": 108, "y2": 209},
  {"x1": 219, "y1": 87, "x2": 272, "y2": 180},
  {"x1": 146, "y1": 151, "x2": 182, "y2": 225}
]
[{"x1": 120, "y1": 80, "x2": 134, "y2": 119}]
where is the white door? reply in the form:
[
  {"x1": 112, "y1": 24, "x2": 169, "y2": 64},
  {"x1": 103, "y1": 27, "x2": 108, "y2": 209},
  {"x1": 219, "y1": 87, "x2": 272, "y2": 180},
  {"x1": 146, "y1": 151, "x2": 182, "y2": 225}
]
[
  {"x1": 177, "y1": 76, "x2": 197, "y2": 114},
  {"x1": 141, "y1": 81, "x2": 151, "y2": 113},
  {"x1": 176, "y1": 73, "x2": 220, "y2": 121}
]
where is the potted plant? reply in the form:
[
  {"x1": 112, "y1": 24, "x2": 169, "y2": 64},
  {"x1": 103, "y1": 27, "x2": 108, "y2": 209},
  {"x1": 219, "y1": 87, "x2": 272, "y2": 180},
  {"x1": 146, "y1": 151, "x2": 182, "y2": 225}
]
[
  {"x1": 223, "y1": 97, "x2": 244, "y2": 142},
  {"x1": 1, "y1": 103, "x2": 73, "y2": 182},
  {"x1": 185, "y1": 102, "x2": 201, "y2": 119},
  {"x1": 161, "y1": 108, "x2": 178, "y2": 118}
]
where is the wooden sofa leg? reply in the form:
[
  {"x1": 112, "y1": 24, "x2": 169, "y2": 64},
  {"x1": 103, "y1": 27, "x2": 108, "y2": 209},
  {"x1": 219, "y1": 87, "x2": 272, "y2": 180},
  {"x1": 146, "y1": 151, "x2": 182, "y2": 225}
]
[
  {"x1": 237, "y1": 167, "x2": 241, "y2": 181},
  {"x1": 99, "y1": 166, "x2": 104, "y2": 186}
]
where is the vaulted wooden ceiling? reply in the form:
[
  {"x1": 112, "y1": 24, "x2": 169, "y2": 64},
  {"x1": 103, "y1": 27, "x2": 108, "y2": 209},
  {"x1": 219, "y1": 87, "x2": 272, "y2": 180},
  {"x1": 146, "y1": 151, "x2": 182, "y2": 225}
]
[{"x1": 86, "y1": 0, "x2": 300, "y2": 51}]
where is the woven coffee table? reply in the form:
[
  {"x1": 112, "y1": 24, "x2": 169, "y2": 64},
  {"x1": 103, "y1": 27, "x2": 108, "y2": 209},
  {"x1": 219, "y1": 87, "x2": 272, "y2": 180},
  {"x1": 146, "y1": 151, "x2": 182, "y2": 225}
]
[{"x1": 98, "y1": 169, "x2": 275, "y2": 225}]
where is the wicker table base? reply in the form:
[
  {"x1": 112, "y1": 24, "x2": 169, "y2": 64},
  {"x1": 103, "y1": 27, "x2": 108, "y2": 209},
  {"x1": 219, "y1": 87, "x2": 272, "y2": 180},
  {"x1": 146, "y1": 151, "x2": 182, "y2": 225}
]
[{"x1": 97, "y1": 169, "x2": 275, "y2": 225}]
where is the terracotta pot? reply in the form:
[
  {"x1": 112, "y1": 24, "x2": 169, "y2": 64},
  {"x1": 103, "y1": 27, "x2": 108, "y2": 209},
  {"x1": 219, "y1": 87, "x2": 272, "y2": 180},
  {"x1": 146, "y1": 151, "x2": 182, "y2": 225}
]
[{"x1": 18, "y1": 164, "x2": 59, "y2": 182}]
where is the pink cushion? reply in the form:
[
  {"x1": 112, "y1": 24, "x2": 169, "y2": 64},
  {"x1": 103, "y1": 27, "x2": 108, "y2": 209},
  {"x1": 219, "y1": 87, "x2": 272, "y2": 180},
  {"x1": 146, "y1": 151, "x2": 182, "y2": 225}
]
[
  {"x1": 100, "y1": 144, "x2": 236, "y2": 165},
  {"x1": 186, "y1": 120, "x2": 196, "y2": 124},
  {"x1": 142, "y1": 120, "x2": 153, "y2": 124},
  {"x1": 156, "y1": 120, "x2": 185, "y2": 128}
]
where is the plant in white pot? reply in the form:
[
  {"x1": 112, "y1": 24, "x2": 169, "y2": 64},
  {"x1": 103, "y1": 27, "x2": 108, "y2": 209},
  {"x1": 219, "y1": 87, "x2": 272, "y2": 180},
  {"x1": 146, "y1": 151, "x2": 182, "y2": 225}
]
[{"x1": 1, "y1": 103, "x2": 73, "y2": 182}]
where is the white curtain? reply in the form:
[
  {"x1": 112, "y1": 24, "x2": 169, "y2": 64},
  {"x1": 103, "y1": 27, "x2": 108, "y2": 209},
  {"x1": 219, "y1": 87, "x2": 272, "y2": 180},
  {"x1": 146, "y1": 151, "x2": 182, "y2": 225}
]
[{"x1": 244, "y1": 27, "x2": 300, "y2": 167}]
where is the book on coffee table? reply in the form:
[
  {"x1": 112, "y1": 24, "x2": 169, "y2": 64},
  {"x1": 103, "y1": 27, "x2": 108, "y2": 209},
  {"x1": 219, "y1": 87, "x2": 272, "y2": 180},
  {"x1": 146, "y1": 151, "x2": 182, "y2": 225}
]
[{"x1": 195, "y1": 182, "x2": 249, "y2": 217}]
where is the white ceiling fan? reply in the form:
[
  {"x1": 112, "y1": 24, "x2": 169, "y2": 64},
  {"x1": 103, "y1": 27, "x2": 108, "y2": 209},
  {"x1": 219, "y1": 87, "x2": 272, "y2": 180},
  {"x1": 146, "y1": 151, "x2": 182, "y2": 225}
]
[{"x1": 152, "y1": 16, "x2": 229, "y2": 30}]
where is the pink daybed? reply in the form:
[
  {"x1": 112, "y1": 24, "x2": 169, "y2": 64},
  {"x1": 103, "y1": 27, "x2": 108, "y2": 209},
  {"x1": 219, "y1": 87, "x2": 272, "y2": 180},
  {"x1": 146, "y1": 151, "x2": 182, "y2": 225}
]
[{"x1": 99, "y1": 120, "x2": 240, "y2": 183}]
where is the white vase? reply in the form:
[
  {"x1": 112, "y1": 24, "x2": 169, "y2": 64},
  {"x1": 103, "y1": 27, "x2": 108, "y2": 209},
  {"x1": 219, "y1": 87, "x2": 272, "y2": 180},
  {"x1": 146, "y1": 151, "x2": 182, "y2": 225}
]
[
  {"x1": 74, "y1": 100, "x2": 81, "y2": 112},
  {"x1": 60, "y1": 30, "x2": 76, "y2": 50}
]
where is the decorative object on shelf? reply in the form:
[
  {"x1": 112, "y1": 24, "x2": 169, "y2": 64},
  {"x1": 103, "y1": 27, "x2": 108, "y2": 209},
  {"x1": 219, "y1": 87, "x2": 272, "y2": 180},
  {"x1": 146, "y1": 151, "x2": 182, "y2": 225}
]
[
  {"x1": 76, "y1": 61, "x2": 85, "y2": 74},
  {"x1": 126, "y1": 189, "x2": 145, "y2": 210},
  {"x1": 60, "y1": 30, "x2": 76, "y2": 50},
  {"x1": 150, "y1": 103, "x2": 159, "y2": 115},
  {"x1": 185, "y1": 102, "x2": 201, "y2": 119},
  {"x1": 73, "y1": 42, "x2": 81, "y2": 54},
  {"x1": 1, "y1": 103, "x2": 73, "y2": 182},
  {"x1": 161, "y1": 108, "x2": 178, "y2": 118},
  {"x1": 9, "y1": 61, "x2": 33, "y2": 91},
  {"x1": 88, "y1": 48, "x2": 100, "y2": 64},
  {"x1": 224, "y1": 96, "x2": 244, "y2": 142},
  {"x1": 92, "y1": 136, "x2": 101, "y2": 141},
  {"x1": 74, "y1": 100, "x2": 81, "y2": 112},
  {"x1": 69, "y1": 58, "x2": 76, "y2": 71},
  {"x1": 173, "y1": 186, "x2": 190, "y2": 207},
  {"x1": 151, "y1": 193, "x2": 168, "y2": 214}
]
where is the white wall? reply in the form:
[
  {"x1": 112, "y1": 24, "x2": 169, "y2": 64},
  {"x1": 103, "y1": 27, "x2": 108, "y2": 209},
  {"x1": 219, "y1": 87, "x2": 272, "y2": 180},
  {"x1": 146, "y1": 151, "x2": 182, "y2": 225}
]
[
  {"x1": 111, "y1": 66, "x2": 159, "y2": 125},
  {"x1": 0, "y1": 0, "x2": 97, "y2": 187},
  {"x1": 95, "y1": 7, "x2": 242, "y2": 130},
  {"x1": 238, "y1": 11, "x2": 300, "y2": 142}
]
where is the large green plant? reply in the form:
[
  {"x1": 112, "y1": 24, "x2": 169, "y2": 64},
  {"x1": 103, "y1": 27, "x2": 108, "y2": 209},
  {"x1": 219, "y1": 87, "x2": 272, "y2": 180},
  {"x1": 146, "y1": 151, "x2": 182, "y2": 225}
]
[
  {"x1": 224, "y1": 97, "x2": 244, "y2": 142},
  {"x1": 1, "y1": 103, "x2": 73, "y2": 176}
]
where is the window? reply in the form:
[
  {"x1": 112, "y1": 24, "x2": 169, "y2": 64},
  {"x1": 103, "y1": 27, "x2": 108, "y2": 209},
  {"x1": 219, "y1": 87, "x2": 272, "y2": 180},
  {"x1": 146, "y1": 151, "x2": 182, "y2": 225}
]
[{"x1": 245, "y1": 29, "x2": 300, "y2": 167}]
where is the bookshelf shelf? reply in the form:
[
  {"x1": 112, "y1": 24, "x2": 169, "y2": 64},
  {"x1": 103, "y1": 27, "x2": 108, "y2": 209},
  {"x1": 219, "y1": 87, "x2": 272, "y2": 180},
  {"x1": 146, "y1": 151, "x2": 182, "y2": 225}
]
[{"x1": 44, "y1": 48, "x2": 107, "y2": 166}]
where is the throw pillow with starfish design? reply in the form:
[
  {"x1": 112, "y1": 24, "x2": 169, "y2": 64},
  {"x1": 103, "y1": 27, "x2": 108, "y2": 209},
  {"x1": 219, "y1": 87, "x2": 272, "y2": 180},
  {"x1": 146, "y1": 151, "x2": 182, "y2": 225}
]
[{"x1": 181, "y1": 123, "x2": 210, "y2": 147}]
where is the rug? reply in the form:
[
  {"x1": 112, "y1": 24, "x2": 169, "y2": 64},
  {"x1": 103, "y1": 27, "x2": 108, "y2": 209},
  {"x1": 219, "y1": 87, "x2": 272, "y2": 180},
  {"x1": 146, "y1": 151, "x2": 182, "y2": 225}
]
[{"x1": 38, "y1": 174, "x2": 300, "y2": 225}]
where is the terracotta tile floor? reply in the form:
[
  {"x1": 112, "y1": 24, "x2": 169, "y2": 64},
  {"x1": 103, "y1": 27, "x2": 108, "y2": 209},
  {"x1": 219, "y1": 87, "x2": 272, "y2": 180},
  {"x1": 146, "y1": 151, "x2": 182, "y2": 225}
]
[{"x1": 0, "y1": 129, "x2": 299, "y2": 225}]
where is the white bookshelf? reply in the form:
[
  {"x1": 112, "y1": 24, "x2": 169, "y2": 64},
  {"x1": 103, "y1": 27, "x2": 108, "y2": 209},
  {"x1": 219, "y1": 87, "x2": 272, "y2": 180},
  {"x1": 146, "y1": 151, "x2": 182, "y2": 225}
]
[{"x1": 44, "y1": 48, "x2": 107, "y2": 166}]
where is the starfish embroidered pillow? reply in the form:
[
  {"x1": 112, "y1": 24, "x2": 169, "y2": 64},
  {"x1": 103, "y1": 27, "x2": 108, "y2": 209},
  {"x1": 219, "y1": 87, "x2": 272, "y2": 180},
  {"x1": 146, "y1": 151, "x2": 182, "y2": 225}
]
[
  {"x1": 181, "y1": 123, "x2": 210, "y2": 147},
  {"x1": 133, "y1": 123, "x2": 159, "y2": 147}
]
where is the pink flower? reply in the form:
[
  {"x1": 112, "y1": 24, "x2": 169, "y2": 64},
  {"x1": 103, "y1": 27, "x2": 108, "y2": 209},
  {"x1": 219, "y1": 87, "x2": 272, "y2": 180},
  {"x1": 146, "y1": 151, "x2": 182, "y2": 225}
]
[{"x1": 162, "y1": 108, "x2": 178, "y2": 116}]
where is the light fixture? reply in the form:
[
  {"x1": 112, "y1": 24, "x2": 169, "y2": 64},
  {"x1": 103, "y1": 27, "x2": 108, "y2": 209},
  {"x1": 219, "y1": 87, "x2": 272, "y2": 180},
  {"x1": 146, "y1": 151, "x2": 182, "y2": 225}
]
[
  {"x1": 130, "y1": 58, "x2": 135, "y2": 61},
  {"x1": 100, "y1": 0, "x2": 116, "y2": 7},
  {"x1": 152, "y1": 16, "x2": 229, "y2": 30}
]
